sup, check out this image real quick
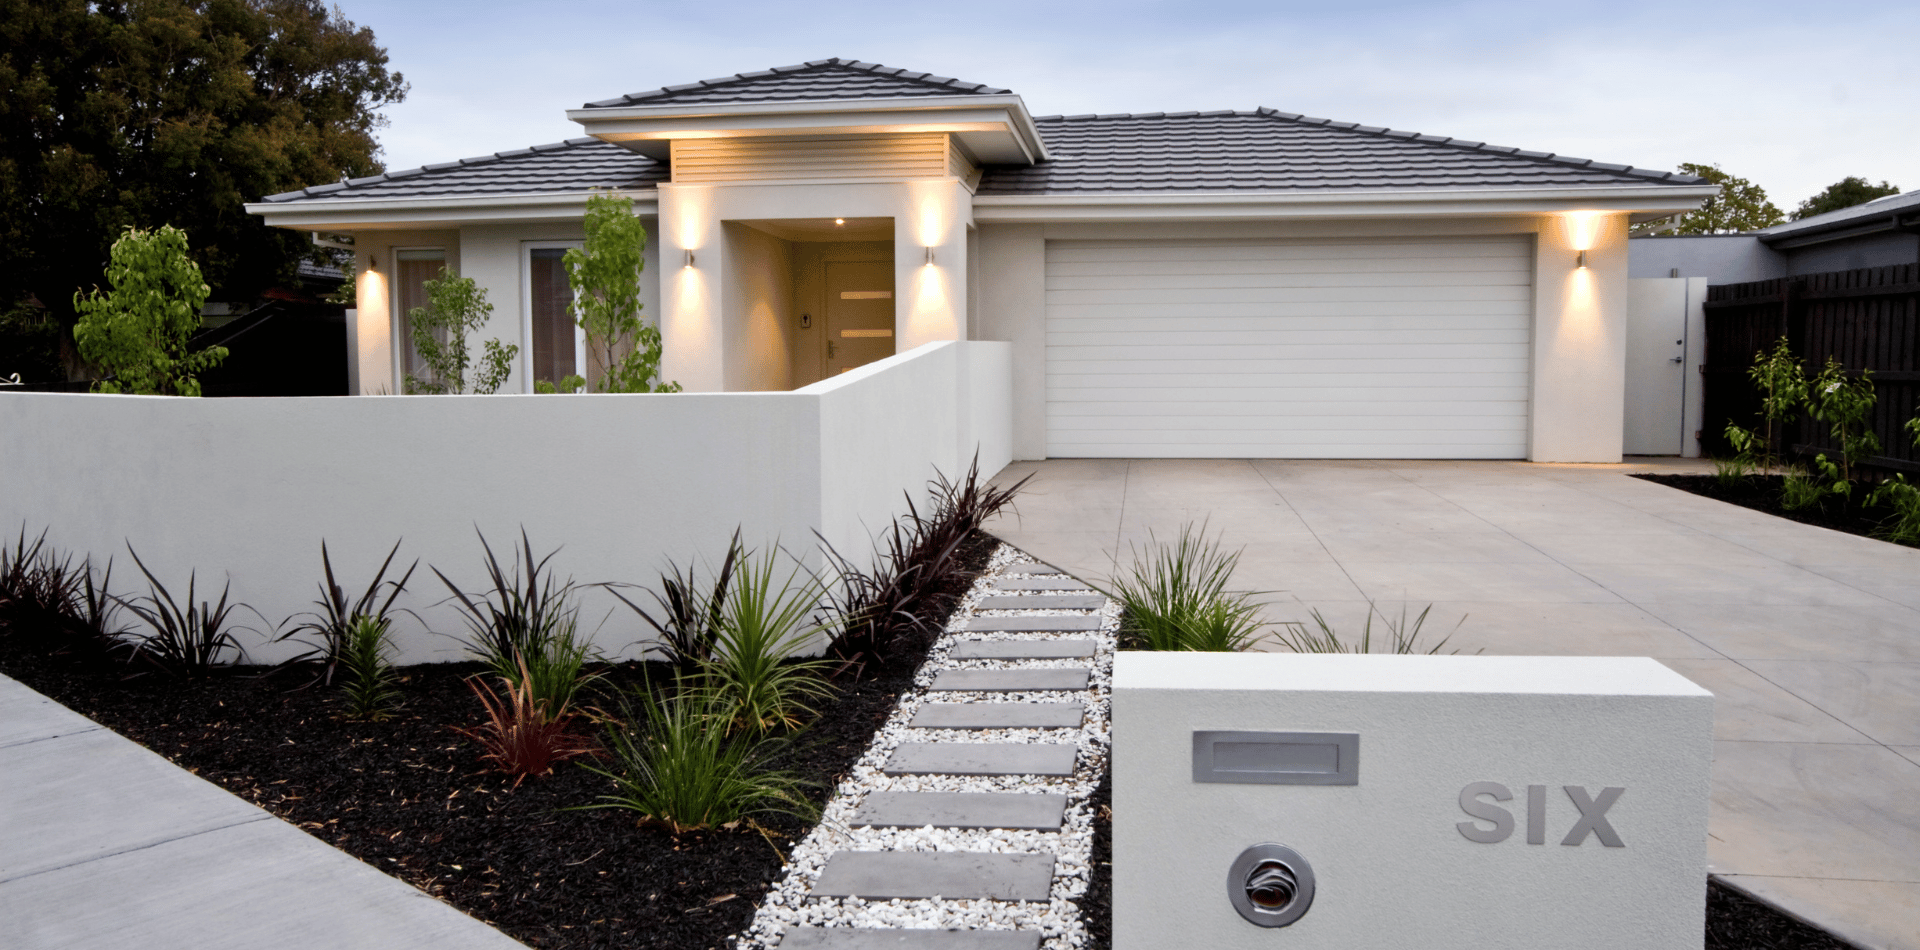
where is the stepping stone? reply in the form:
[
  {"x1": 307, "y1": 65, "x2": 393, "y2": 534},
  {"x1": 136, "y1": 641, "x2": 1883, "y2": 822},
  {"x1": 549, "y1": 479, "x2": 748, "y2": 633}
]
[
  {"x1": 852, "y1": 791, "x2": 1069, "y2": 831},
  {"x1": 929, "y1": 669, "x2": 1090, "y2": 692},
  {"x1": 977, "y1": 594, "x2": 1105, "y2": 611},
  {"x1": 963, "y1": 615, "x2": 1102, "y2": 632},
  {"x1": 990, "y1": 577, "x2": 1093, "y2": 592},
  {"x1": 811, "y1": 851, "x2": 1056, "y2": 901},
  {"x1": 911, "y1": 702, "x2": 1085, "y2": 730},
  {"x1": 1007, "y1": 564, "x2": 1069, "y2": 576},
  {"x1": 781, "y1": 929, "x2": 1040, "y2": 949},
  {"x1": 949, "y1": 639, "x2": 1097, "y2": 660},
  {"x1": 883, "y1": 742, "x2": 1079, "y2": 777}
]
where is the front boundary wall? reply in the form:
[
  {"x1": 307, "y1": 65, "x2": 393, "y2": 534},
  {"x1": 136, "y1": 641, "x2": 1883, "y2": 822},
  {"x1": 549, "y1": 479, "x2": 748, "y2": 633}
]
[{"x1": 0, "y1": 341, "x2": 1012, "y2": 664}]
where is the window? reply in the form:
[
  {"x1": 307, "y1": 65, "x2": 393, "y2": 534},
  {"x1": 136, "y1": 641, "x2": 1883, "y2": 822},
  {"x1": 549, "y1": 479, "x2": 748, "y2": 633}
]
[
  {"x1": 525, "y1": 244, "x2": 582, "y2": 391},
  {"x1": 394, "y1": 248, "x2": 446, "y2": 387}
]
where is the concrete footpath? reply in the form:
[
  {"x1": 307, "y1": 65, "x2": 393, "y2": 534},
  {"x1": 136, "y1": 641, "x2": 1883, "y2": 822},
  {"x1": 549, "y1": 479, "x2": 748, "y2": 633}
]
[
  {"x1": 0, "y1": 674, "x2": 524, "y2": 950},
  {"x1": 987, "y1": 457, "x2": 1920, "y2": 950}
]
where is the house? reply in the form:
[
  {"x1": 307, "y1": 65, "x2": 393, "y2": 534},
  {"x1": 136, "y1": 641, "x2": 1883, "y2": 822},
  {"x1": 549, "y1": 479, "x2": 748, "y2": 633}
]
[
  {"x1": 246, "y1": 58, "x2": 1715, "y2": 463},
  {"x1": 1631, "y1": 190, "x2": 1920, "y2": 285}
]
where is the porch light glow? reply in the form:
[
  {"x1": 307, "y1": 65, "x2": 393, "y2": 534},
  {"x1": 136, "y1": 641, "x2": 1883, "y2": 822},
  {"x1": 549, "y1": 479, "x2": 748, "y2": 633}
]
[
  {"x1": 1576, "y1": 250, "x2": 1589, "y2": 268},
  {"x1": 835, "y1": 218, "x2": 845, "y2": 226}
]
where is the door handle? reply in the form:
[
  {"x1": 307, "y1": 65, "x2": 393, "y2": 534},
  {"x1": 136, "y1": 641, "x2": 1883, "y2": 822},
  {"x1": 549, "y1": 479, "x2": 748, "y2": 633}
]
[
  {"x1": 828, "y1": 340, "x2": 837, "y2": 358},
  {"x1": 1670, "y1": 357, "x2": 1684, "y2": 363}
]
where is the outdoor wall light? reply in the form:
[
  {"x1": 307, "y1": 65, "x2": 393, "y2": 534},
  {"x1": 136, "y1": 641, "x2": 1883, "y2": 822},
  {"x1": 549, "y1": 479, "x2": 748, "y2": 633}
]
[
  {"x1": 835, "y1": 217, "x2": 845, "y2": 226},
  {"x1": 683, "y1": 249, "x2": 695, "y2": 268},
  {"x1": 1575, "y1": 250, "x2": 1589, "y2": 269},
  {"x1": 924, "y1": 246, "x2": 935, "y2": 266}
]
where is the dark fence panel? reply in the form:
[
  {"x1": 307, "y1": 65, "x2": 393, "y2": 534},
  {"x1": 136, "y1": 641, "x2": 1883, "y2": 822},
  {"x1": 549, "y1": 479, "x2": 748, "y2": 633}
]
[{"x1": 1702, "y1": 262, "x2": 1920, "y2": 475}]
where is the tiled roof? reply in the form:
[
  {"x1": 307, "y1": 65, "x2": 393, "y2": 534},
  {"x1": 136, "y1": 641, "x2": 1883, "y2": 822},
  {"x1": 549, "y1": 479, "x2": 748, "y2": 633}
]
[
  {"x1": 582, "y1": 59, "x2": 1012, "y2": 109},
  {"x1": 976, "y1": 110, "x2": 1706, "y2": 195},
  {"x1": 1757, "y1": 190, "x2": 1920, "y2": 239},
  {"x1": 256, "y1": 138, "x2": 666, "y2": 203}
]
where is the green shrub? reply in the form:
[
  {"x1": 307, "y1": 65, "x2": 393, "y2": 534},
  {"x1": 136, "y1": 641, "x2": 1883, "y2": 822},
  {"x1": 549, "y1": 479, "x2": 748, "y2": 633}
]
[
  {"x1": 1807, "y1": 358, "x2": 1879, "y2": 486},
  {"x1": 339, "y1": 615, "x2": 401, "y2": 720},
  {"x1": 1746, "y1": 337, "x2": 1807, "y2": 475},
  {"x1": 696, "y1": 546, "x2": 835, "y2": 733},
  {"x1": 1870, "y1": 477, "x2": 1920, "y2": 545},
  {"x1": 1104, "y1": 522, "x2": 1266, "y2": 652},
  {"x1": 1269, "y1": 603, "x2": 1468, "y2": 655},
  {"x1": 609, "y1": 529, "x2": 743, "y2": 667},
  {"x1": 1780, "y1": 466, "x2": 1838, "y2": 510},
  {"x1": 580, "y1": 678, "x2": 810, "y2": 832},
  {"x1": 403, "y1": 268, "x2": 516, "y2": 395},
  {"x1": 280, "y1": 540, "x2": 415, "y2": 686}
]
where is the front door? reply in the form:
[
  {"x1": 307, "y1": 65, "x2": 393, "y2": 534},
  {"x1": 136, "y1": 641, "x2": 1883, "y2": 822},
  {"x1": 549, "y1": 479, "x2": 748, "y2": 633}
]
[{"x1": 825, "y1": 261, "x2": 895, "y2": 375}]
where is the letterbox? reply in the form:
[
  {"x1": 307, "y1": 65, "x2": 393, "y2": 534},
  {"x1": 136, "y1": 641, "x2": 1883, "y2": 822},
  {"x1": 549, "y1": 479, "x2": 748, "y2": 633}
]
[{"x1": 1112, "y1": 653, "x2": 1713, "y2": 949}]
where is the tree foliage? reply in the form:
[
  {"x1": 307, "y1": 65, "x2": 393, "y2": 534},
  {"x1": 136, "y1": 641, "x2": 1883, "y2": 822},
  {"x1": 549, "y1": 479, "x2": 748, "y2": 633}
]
[
  {"x1": 1792, "y1": 177, "x2": 1901, "y2": 221},
  {"x1": 72, "y1": 224, "x2": 227, "y2": 395},
  {"x1": 1640, "y1": 163, "x2": 1786, "y2": 235},
  {"x1": 545, "y1": 193, "x2": 680, "y2": 394},
  {"x1": 0, "y1": 0, "x2": 407, "y2": 376},
  {"x1": 404, "y1": 269, "x2": 515, "y2": 396}
]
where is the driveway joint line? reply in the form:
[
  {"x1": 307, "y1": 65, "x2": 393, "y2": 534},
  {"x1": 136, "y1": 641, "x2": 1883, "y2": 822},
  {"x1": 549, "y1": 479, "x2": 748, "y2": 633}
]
[{"x1": 0, "y1": 813, "x2": 275, "y2": 885}]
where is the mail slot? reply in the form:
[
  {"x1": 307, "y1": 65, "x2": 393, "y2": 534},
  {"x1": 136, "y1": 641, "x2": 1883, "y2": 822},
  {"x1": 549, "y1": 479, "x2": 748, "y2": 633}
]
[{"x1": 1113, "y1": 653, "x2": 1713, "y2": 949}]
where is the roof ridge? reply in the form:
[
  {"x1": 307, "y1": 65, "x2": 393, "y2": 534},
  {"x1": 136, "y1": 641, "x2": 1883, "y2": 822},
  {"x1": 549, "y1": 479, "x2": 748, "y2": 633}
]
[
  {"x1": 1027, "y1": 109, "x2": 1704, "y2": 185},
  {"x1": 260, "y1": 137, "x2": 644, "y2": 203},
  {"x1": 583, "y1": 58, "x2": 1012, "y2": 109}
]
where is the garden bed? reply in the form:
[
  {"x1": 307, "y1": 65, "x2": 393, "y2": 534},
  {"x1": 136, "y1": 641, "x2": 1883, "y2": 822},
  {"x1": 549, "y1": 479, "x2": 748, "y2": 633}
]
[
  {"x1": 0, "y1": 530, "x2": 998, "y2": 950},
  {"x1": 1631, "y1": 473, "x2": 1915, "y2": 548}
]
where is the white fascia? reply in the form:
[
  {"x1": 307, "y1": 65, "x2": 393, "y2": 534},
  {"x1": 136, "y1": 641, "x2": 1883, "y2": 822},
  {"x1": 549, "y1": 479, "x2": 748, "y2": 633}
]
[
  {"x1": 566, "y1": 94, "x2": 1049, "y2": 165},
  {"x1": 243, "y1": 190, "x2": 661, "y2": 231},
  {"x1": 970, "y1": 184, "x2": 1722, "y2": 223}
]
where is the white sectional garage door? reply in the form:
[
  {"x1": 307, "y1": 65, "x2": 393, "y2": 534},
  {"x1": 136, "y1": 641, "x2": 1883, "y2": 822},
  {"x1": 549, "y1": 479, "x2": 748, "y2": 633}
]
[{"x1": 1044, "y1": 236, "x2": 1534, "y2": 458}]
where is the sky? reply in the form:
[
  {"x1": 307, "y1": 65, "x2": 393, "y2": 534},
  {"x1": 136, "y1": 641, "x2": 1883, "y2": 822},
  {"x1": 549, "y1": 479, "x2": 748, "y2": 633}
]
[{"x1": 334, "y1": 0, "x2": 1918, "y2": 209}]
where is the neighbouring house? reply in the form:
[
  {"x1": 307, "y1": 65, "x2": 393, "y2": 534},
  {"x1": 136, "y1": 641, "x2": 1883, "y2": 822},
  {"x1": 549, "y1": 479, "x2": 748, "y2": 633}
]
[
  {"x1": 1631, "y1": 190, "x2": 1920, "y2": 285},
  {"x1": 246, "y1": 58, "x2": 1715, "y2": 463}
]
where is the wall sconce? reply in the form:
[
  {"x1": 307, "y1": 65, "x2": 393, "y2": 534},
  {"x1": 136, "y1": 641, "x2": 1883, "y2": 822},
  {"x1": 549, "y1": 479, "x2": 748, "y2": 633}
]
[
  {"x1": 367, "y1": 255, "x2": 377, "y2": 271},
  {"x1": 834, "y1": 218, "x2": 845, "y2": 226},
  {"x1": 683, "y1": 249, "x2": 695, "y2": 268},
  {"x1": 924, "y1": 246, "x2": 935, "y2": 266},
  {"x1": 1575, "y1": 250, "x2": 1588, "y2": 269}
]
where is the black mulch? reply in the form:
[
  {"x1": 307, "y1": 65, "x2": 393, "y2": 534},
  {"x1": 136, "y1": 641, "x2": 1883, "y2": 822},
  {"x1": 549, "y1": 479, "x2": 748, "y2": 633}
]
[
  {"x1": 1708, "y1": 879, "x2": 1860, "y2": 949},
  {"x1": 0, "y1": 531, "x2": 1000, "y2": 950},
  {"x1": 1081, "y1": 772, "x2": 1112, "y2": 949},
  {"x1": 1631, "y1": 473, "x2": 1914, "y2": 548}
]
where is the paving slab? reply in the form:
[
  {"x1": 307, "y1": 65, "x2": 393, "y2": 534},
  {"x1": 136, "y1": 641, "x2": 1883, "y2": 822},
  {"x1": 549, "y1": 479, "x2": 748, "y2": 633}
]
[
  {"x1": 928, "y1": 669, "x2": 1090, "y2": 692},
  {"x1": 910, "y1": 702, "x2": 1086, "y2": 729},
  {"x1": 780, "y1": 929, "x2": 1041, "y2": 949},
  {"x1": 0, "y1": 727, "x2": 272, "y2": 882},
  {"x1": 989, "y1": 577, "x2": 1094, "y2": 592},
  {"x1": 0, "y1": 676, "x2": 102, "y2": 749},
  {"x1": 810, "y1": 852, "x2": 1056, "y2": 901},
  {"x1": 949, "y1": 639, "x2": 1097, "y2": 660},
  {"x1": 976, "y1": 594, "x2": 1105, "y2": 611},
  {"x1": 1005, "y1": 564, "x2": 1068, "y2": 576},
  {"x1": 0, "y1": 813, "x2": 524, "y2": 950},
  {"x1": 882, "y1": 742, "x2": 1079, "y2": 777},
  {"x1": 962, "y1": 615, "x2": 1103, "y2": 632},
  {"x1": 852, "y1": 791, "x2": 1069, "y2": 830}
]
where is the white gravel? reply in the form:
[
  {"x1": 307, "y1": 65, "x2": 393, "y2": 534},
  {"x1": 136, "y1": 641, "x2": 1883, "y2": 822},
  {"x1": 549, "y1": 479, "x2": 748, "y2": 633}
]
[{"x1": 731, "y1": 544, "x2": 1117, "y2": 949}]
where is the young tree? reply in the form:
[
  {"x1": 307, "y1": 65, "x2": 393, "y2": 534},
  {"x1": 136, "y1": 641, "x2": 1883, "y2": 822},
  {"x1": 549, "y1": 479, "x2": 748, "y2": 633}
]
[
  {"x1": 0, "y1": 0, "x2": 407, "y2": 380},
  {"x1": 548, "y1": 193, "x2": 681, "y2": 394},
  {"x1": 71, "y1": 225, "x2": 228, "y2": 396},
  {"x1": 1792, "y1": 177, "x2": 1901, "y2": 220},
  {"x1": 404, "y1": 270, "x2": 516, "y2": 395},
  {"x1": 1636, "y1": 163, "x2": 1786, "y2": 235}
]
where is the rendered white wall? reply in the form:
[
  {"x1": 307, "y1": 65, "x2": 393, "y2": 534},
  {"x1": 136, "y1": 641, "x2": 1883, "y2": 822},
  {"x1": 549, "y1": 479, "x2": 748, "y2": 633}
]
[
  {"x1": 1531, "y1": 213, "x2": 1630, "y2": 462},
  {"x1": 1113, "y1": 653, "x2": 1714, "y2": 950},
  {"x1": 721, "y1": 222, "x2": 798, "y2": 391},
  {"x1": 0, "y1": 342, "x2": 1011, "y2": 666}
]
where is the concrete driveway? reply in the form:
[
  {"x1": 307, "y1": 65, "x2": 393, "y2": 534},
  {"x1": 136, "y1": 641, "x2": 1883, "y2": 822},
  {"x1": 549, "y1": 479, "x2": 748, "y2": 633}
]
[{"x1": 984, "y1": 457, "x2": 1920, "y2": 950}]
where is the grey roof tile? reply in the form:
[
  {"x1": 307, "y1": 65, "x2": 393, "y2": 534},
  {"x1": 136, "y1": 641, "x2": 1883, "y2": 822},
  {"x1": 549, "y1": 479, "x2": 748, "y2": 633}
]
[
  {"x1": 582, "y1": 58, "x2": 1012, "y2": 108},
  {"x1": 976, "y1": 111, "x2": 1705, "y2": 196},
  {"x1": 257, "y1": 138, "x2": 666, "y2": 203}
]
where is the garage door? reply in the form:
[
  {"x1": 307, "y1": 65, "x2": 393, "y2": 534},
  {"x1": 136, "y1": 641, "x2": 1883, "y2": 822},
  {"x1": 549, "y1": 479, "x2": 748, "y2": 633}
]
[{"x1": 1044, "y1": 236, "x2": 1533, "y2": 458}]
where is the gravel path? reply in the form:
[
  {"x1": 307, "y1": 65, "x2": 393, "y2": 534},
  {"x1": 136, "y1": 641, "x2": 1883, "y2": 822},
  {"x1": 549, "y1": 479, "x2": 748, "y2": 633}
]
[{"x1": 734, "y1": 544, "x2": 1117, "y2": 948}]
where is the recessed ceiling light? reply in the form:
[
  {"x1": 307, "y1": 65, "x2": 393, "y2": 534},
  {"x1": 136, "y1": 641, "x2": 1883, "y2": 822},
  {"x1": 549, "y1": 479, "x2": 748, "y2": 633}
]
[{"x1": 834, "y1": 218, "x2": 845, "y2": 226}]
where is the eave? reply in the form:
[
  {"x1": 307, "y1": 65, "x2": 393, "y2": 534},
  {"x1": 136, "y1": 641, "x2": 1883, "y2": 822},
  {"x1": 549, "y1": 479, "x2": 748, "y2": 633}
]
[
  {"x1": 970, "y1": 184, "x2": 1721, "y2": 223},
  {"x1": 566, "y1": 94, "x2": 1049, "y2": 165},
  {"x1": 244, "y1": 190, "x2": 662, "y2": 231}
]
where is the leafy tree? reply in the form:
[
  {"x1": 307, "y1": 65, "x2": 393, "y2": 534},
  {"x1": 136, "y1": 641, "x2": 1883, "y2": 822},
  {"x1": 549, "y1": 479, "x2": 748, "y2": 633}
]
[
  {"x1": 541, "y1": 193, "x2": 681, "y2": 394},
  {"x1": 71, "y1": 225, "x2": 228, "y2": 395},
  {"x1": 1636, "y1": 163, "x2": 1786, "y2": 235},
  {"x1": 1792, "y1": 177, "x2": 1901, "y2": 220},
  {"x1": 404, "y1": 269, "x2": 515, "y2": 396},
  {"x1": 0, "y1": 0, "x2": 407, "y2": 380}
]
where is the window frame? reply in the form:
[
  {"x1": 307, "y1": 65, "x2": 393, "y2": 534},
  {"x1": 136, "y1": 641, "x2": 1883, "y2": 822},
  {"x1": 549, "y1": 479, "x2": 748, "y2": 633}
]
[{"x1": 521, "y1": 240, "x2": 586, "y2": 393}]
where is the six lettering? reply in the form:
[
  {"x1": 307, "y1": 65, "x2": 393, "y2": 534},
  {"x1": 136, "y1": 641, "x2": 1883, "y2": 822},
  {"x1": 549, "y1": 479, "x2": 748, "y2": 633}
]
[{"x1": 1457, "y1": 782, "x2": 1626, "y2": 847}]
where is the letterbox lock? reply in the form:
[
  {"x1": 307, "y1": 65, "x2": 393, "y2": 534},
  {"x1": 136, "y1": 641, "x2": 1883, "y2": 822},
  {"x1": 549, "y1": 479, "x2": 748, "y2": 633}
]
[{"x1": 1228, "y1": 843, "x2": 1315, "y2": 928}]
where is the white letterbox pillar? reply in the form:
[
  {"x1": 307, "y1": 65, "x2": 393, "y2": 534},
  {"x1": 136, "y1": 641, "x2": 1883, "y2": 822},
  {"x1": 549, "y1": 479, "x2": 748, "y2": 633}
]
[{"x1": 1113, "y1": 654, "x2": 1713, "y2": 949}]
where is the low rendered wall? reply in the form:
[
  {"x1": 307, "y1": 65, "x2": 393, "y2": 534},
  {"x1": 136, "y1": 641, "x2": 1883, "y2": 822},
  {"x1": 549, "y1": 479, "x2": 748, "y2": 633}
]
[{"x1": 0, "y1": 341, "x2": 1012, "y2": 664}]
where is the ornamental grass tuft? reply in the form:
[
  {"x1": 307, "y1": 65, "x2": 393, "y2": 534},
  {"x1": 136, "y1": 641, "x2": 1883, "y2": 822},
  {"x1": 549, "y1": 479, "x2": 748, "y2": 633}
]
[
  {"x1": 1104, "y1": 522, "x2": 1266, "y2": 652},
  {"x1": 454, "y1": 653, "x2": 599, "y2": 787},
  {"x1": 1269, "y1": 602, "x2": 1469, "y2": 655}
]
